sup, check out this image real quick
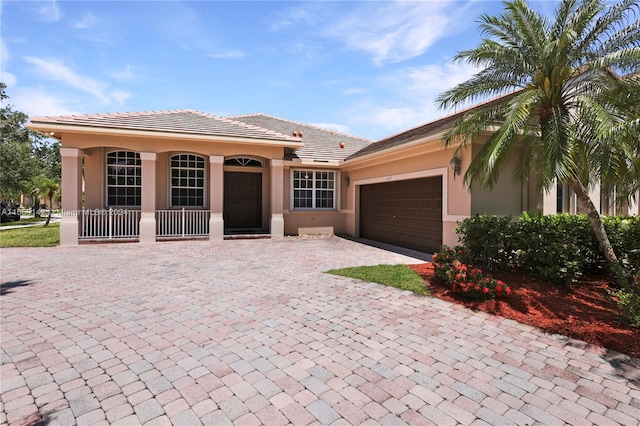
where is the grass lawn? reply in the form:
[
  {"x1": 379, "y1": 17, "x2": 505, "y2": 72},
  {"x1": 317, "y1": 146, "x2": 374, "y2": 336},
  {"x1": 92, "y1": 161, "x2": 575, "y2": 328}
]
[
  {"x1": 326, "y1": 264, "x2": 429, "y2": 295},
  {"x1": 0, "y1": 223, "x2": 60, "y2": 247},
  {"x1": 0, "y1": 217, "x2": 48, "y2": 227}
]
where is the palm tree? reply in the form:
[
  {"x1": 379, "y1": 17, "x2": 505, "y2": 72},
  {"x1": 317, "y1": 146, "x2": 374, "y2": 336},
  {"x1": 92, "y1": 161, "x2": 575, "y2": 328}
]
[
  {"x1": 436, "y1": 0, "x2": 640, "y2": 282},
  {"x1": 32, "y1": 175, "x2": 60, "y2": 226}
]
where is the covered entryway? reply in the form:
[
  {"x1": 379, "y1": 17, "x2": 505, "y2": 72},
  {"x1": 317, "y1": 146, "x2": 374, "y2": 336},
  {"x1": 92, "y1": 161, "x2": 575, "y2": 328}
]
[
  {"x1": 224, "y1": 171, "x2": 262, "y2": 231},
  {"x1": 359, "y1": 176, "x2": 442, "y2": 253}
]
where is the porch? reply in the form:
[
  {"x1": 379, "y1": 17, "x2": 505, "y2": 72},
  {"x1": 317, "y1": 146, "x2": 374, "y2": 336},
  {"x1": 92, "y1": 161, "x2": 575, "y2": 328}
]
[{"x1": 60, "y1": 148, "x2": 286, "y2": 245}]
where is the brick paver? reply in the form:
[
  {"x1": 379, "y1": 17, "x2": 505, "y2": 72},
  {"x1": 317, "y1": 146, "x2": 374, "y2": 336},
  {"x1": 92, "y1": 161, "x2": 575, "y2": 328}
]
[{"x1": 1, "y1": 237, "x2": 639, "y2": 424}]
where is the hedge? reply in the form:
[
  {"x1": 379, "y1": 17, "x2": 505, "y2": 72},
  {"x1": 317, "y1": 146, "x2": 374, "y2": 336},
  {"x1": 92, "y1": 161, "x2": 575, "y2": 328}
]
[{"x1": 455, "y1": 213, "x2": 640, "y2": 285}]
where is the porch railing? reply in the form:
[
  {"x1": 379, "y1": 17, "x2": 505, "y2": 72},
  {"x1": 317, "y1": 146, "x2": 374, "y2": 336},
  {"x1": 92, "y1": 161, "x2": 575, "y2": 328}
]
[
  {"x1": 80, "y1": 208, "x2": 141, "y2": 240},
  {"x1": 156, "y1": 209, "x2": 210, "y2": 238}
]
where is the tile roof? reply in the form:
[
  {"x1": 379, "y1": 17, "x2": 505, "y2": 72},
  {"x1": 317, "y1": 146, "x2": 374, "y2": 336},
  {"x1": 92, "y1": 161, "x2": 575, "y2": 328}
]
[
  {"x1": 229, "y1": 113, "x2": 374, "y2": 162},
  {"x1": 28, "y1": 110, "x2": 302, "y2": 143},
  {"x1": 347, "y1": 91, "x2": 520, "y2": 161},
  {"x1": 345, "y1": 113, "x2": 462, "y2": 160}
]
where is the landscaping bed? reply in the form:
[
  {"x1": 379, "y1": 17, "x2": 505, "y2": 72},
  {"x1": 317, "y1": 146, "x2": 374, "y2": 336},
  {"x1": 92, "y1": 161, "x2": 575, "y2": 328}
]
[{"x1": 409, "y1": 262, "x2": 640, "y2": 359}]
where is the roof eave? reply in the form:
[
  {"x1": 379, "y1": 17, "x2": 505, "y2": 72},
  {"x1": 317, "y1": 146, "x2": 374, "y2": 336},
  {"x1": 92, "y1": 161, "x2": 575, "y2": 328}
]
[
  {"x1": 26, "y1": 122, "x2": 304, "y2": 149},
  {"x1": 343, "y1": 131, "x2": 446, "y2": 166}
]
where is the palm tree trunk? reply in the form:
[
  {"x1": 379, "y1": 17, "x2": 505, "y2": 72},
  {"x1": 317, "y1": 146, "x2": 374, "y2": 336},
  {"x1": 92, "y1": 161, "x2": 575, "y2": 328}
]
[
  {"x1": 570, "y1": 180, "x2": 626, "y2": 285},
  {"x1": 44, "y1": 195, "x2": 52, "y2": 226}
]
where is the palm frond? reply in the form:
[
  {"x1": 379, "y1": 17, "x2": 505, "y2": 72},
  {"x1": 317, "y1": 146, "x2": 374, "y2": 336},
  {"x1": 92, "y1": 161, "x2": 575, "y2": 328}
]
[
  {"x1": 578, "y1": 0, "x2": 640, "y2": 61},
  {"x1": 437, "y1": 0, "x2": 640, "y2": 196},
  {"x1": 459, "y1": 91, "x2": 540, "y2": 188}
]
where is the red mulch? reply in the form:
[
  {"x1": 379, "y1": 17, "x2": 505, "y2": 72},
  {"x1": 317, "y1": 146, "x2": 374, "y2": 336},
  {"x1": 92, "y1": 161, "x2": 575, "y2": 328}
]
[{"x1": 408, "y1": 263, "x2": 640, "y2": 358}]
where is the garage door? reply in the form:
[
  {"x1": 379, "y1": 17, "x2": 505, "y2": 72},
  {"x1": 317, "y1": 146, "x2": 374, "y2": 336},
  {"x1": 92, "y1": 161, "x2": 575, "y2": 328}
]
[{"x1": 360, "y1": 176, "x2": 442, "y2": 253}]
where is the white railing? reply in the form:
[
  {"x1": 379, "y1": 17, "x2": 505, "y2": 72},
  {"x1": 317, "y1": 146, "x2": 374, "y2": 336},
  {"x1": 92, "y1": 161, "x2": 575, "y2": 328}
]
[
  {"x1": 156, "y1": 209, "x2": 210, "y2": 238},
  {"x1": 80, "y1": 208, "x2": 141, "y2": 240}
]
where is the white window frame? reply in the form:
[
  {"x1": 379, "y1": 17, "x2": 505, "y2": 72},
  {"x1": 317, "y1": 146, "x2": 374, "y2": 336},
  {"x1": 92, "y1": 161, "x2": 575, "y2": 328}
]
[
  {"x1": 291, "y1": 169, "x2": 337, "y2": 210},
  {"x1": 224, "y1": 157, "x2": 264, "y2": 167},
  {"x1": 169, "y1": 153, "x2": 207, "y2": 208},
  {"x1": 105, "y1": 150, "x2": 141, "y2": 208}
]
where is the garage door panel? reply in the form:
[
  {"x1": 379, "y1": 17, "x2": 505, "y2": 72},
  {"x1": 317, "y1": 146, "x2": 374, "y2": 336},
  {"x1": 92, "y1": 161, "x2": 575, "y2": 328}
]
[{"x1": 360, "y1": 176, "x2": 442, "y2": 253}]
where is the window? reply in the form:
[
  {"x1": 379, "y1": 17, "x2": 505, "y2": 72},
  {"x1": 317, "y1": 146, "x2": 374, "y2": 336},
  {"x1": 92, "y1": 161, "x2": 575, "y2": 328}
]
[
  {"x1": 107, "y1": 151, "x2": 141, "y2": 207},
  {"x1": 293, "y1": 170, "x2": 335, "y2": 209},
  {"x1": 224, "y1": 157, "x2": 263, "y2": 167},
  {"x1": 171, "y1": 154, "x2": 205, "y2": 207}
]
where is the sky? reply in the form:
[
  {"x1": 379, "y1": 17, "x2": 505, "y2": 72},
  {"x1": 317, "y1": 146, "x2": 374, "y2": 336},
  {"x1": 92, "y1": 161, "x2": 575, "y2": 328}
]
[{"x1": 1, "y1": 0, "x2": 557, "y2": 140}]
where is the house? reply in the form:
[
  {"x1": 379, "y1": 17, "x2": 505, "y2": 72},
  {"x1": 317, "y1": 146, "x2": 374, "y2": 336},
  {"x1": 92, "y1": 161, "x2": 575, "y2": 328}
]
[{"x1": 27, "y1": 108, "x2": 639, "y2": 252}]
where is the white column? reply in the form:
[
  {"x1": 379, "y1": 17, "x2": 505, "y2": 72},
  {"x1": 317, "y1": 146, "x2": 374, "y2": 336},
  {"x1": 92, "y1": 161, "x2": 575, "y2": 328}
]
[
  {"x1": 629, "y1": 191, "x2": 640, "y2": 216},
  {"x1": 270, "y1": 159, "x2": 285, "y2": 238},
  {"x1": 139, "y1": 152, "x2": 157, "y2": 243},
  {"x1": 209, "y1": 156, "x2": 224, "y2": 240},
  {"x1": 542, "y1": 178, "x2": 557, "y2": 215},
  {"x1": 588, "y1": 183, "x2": 601, "y2": 214},
  {"x1": 59, "y1": 148, "x2": 83, "y2": 245}
]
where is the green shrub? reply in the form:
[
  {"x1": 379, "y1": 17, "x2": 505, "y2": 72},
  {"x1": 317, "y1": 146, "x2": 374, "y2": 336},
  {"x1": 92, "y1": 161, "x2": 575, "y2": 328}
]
[
  {"x1": 455, "y1": 215, "x2": 514, "y2": 270},
  {"x1": 431, "y1": 245, "x2": 462, "y2": 281},
  {"x1": 513, "y1": 214, "x2": 593, "y2": 286},
  {"x1": 611, "y1": 273, "x2": 640, "y2": 327},
  {"x1": 603, "y1": 216, "x2": 640, "y2": 274},
  {"x1": 454, "y1": 213, "x2": 640, "y2": 287},
  {"x1": 432, "y1": 246, "x2": 511, "y2": 300}
]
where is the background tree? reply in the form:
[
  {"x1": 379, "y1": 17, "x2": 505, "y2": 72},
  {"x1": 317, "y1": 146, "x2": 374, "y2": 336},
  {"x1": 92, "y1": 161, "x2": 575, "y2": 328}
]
[
  {"x1": 436, "y1": 0, "x2": 640, "y2": 282},
  {"x1": 0, "y1": 82, "x2": 61, "y2": 203},
  {"x1": 1, "y1": 83, "x2": 37, "y2": 200}
]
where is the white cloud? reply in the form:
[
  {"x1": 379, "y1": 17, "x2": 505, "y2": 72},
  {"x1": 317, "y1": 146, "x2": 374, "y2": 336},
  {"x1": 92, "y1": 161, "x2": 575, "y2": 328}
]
[
  {"x1": 73, "y1": 12, "x2": 98, "y2": 29},
  {"x1": 207, "y1": 51, "x2": 247, "y2": 60},
  {"x1": 1, "y1": 38, "x2": 17, "y2": 87},
  {"x1": 11, "y1": 88, "x2": 77, "y2": 118},
  {"x1": 110, "y1": 90, "x2": 132, "y2": 107},
  {"x1": 311, "y1": 123, "x2": 351, "y2": 134},
  {"x1": 344, "y1": 88, "x2": 366, "y2": 95},
  {"x1": 406, "y1": 62, "x2": 481, "y2": 111},
  {"x1": 325, "y1": 1, "x2": 472, "y2": 65},
  {"x1": 109, "y1": 65, "x2": 139, "y2": 81},
  {"x1": 269, "y1": 3, "x2": 328, "y2": 32},
  {"x1": 23, "y1": 56, "x2": 131, "y2": 106},
  {"x1": 1, "y1": 71, "x2": 17, "y2": 88},
  {"x1": 36, "y1": 0, "x2": 62, "y2": 22},
  {"x1": 343, "y1": 61, "x2": 480, "y2": 139}
]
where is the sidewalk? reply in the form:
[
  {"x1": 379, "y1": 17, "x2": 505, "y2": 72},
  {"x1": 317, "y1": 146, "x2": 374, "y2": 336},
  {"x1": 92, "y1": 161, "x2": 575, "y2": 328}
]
[{"x1": 0, "y1": 217, "x2": 60, "y2": 231}]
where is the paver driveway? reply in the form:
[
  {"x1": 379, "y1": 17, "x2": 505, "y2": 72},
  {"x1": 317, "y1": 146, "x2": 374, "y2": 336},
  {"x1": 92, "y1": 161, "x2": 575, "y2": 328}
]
[{"x1": 1, "y1": 237, "x2": 639, "y2": 425}]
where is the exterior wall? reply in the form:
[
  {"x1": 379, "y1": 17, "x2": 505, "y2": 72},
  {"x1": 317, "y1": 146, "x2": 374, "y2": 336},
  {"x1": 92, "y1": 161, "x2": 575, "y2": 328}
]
[
  {"x1": 527, "y1": 178, "x2": 542, "y2": 213},
  {"x1": 470, "y1": 142, "x2": 525, "y2": 216},
  {"x1": 62, "y1": 134, "x2": 283, "y2": 216},
  {"x1": 283, "y1": 211, "x2": 348, "y2": 235},
  {"x1": 83, "y1": 148, "x2": 103, "y2": 209},
  {"x1": 54, "y1": 122, "x2": 640, "y2": 247},
  {"x1": 540, "y1": 183, "x2": 640, "y2": 216},
  {"x1": 341, "y1": 140, "x2": 473, "y2": 248},
  {"x1": 281, "y1": 166, "x2": 344, "y2": 235},
  {"x1": 20, "y1": 195, "x2": 61, "y2": 210},
  {"x1": 156, "y1": 153, "x2": 169, "y2": 210},
  {"x1": 62, "y1": 133, "x2": 283, "y2": 158}
]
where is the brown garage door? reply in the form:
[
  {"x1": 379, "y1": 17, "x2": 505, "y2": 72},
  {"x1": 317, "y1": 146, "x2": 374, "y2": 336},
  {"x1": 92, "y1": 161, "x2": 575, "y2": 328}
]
[{"x1": 360, "y1": 176, "x2": 442, "y2": 253}]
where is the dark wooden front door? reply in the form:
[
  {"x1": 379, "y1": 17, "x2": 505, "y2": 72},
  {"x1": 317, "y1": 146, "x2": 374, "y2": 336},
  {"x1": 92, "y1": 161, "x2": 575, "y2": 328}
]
[
  {"x1": 360, "y1": 176, "x2": 442, "y2": 253},
  {"x1": 224, "y1": 172, "x2": 262, "y2": 230}
]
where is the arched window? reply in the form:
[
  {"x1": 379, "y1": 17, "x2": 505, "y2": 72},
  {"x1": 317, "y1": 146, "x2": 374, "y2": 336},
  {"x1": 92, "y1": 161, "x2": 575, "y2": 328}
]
[
  {"x1": 106, "y1": 151, "x2": 141, "y2": 207},
  {"x1": 224, "y1": 157, "x2": 264, "y2": 167},
  {"x1": 171, "y1": 154, "x2": 206, "y2": 207}
]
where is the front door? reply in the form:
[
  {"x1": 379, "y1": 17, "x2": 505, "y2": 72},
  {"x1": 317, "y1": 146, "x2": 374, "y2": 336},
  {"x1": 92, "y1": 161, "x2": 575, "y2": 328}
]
[{"x1": 224, "y1": 171, "x2": 262, "y2": 230}]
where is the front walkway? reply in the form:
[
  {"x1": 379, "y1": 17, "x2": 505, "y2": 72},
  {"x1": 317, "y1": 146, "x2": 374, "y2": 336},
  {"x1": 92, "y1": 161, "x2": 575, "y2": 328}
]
[{"x1": 1, "y1": 237, "x2": 639, "y2": 425}]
